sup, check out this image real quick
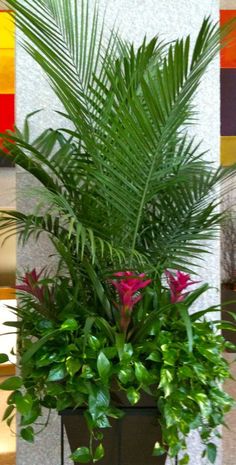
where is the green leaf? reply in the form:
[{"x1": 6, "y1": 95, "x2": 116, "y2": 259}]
[
  {"x1": 20, "y1": 405, "x2": 40, "y2": 426},
  {"x1": 93, "y1": 444, "x2": 105, "y2": 462},
  {"x1": 126, "y1": 387, "x2": 140, "y2": 405},
  {"x1": 66, "y1": 357, "x2": 81, "y2": 377},
  {"x1": 15, "y1": 393, "x2": 33, "y2": 416},
  {"x1": 0, "y1": 376, "x2": 23, "y2": 391},
  {"x1": 88, "y1": 336, "x2": 100, "y2": 351},
  {"x1": 118, "y1": 368, "x2": 134, "y2": 385},
  {"x1": 84, "y1": 261, "x2": 112, "y2": 318},
  {"x1": 152, "y1": 442, "x2": 166, "y2": 456},
  {"x1": 6, "y1": 416, "x2": 14, "y2": 427},
  {"x1": 61, "y1": 318, "x2": 78, "y2": 331},
  {"x1": 158, "y1": 368, "x2": 174, "y2": 397},
  {"x1": 70, "y1": 447, "x2": 92, "y2": 463},
  {"x1": 0, "y1": 353, "x2": 9, "y2": 364},
  {"x1": 134, "y1": 362, "x2": 151, "y2": 385},
  {"x1": 2, "y1": 404, "x2": 15, "y2": 421},
  {"x1": 178, "y1": 304, "x2": 193, "y2": 352},
  {"x1": 47, "y1": 365, "x2": 67, "y2": 382},
  {"x1": 179, "y1": 454, "x2": 190, "y2": 464},
  {"x1": 96, "y1": 414, "x2": 110, "y2": 428},
  {"x1": 21, "y1": 426, "x2": 34, "y2": 443},
  {"x1": 147, "y1": 352, "x2": 161, "y2": 362},
  {"x1": 207, "y1": 443, "x2": 217, "y2": 464},
  {"x1": 97, "y1": 352, "x2": 111, "y2": 380}
]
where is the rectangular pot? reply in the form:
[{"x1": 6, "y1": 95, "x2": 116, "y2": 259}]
[{"x1": 60, "y1": 406, "x2": 166, "y2": 465}]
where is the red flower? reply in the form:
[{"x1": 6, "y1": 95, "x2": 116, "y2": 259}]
[
  {"x1": 15, "y1": 268, "x2": 46, "y2": 302},
  {"x1": 165, "y1": 270, "x2": 198, "y2": 304},
  {"x1": 111, "y1": 271, "x2": 151, "y2": 333}
]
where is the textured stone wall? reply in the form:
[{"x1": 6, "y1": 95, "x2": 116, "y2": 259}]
[{"x1": 16, "y1": 1, "x2": 220, "y2": 464}]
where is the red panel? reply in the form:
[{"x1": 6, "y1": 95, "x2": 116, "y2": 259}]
[
  {"x1": 0, "y1": 94, "x2": 14, "y2": 132},
  {"x1": 221, "y1": 10, "x2": 236, "y2": 68}
]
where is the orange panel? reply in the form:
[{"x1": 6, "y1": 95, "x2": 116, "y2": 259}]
[
  {"x1": 221, "y1": 10, "x2": 236, "y2": 68},
  {"x1": 0, "y1": 48, "x2": 14, "y2": 94}
]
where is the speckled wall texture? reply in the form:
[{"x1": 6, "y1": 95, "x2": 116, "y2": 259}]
[{"x1": 16, "y1": 1, "x2": 220, "y2": 464}]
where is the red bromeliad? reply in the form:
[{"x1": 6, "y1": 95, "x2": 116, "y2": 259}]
[
  {"x1": 165, "y1": 270, "x2": 198, "y2": 303},
  {"x1": 15, "y1": 268, "x2": 47, "y2": 303},
  {"x1": 111, "y1": 271, "x2": 151, "y2": 333}
]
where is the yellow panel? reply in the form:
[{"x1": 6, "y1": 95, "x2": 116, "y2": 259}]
[
  {"x1": 0, "y1": 48, "x2": 14, "y2": 94},
  {"x1": 0, "y1": 12, "x2": 14, "y2": 49},
  {"x1": 221, "y1": 136, "x2": 236, "y2": 165}
]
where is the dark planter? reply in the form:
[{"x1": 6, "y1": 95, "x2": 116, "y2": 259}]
[
  {"x1": 221, "y1": 285, "x2": 236, "y2": 348},
  {"x1": 60, "y1": 391, "x2": 166, "y2": 465}
]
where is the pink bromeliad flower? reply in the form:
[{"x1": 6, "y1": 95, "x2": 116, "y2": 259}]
[
  {"x1": 15, "y1": 268, "x2": 47, "y2": 303},
  {"x1": 111, "y1": 271, "x2": 151, "y2": 333},
  {"x1": 165, "y1": 270, "x2": 198, "y2": 304}
]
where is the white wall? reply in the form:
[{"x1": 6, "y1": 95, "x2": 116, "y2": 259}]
[
  {"x1": 0, "y1": 299, "x2": 16, "y2": 363},
  {"x1": 16, "y1": 1, "x2": 220, "y2": 464}
]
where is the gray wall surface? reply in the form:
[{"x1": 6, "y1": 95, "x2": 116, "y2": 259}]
[{"x1": 16, "y1": 1, "x2": 220, "y2": 464}]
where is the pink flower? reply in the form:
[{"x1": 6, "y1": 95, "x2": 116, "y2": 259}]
[
  {"x1": 165, "y1": 270, "x2": 198, "y2": 304},
  {"x1": 111, "y1": 271, "x2": 151, "y2": 333},
  {"x1": 15, "y1": 268, "x2": 47, "y2": 302}
]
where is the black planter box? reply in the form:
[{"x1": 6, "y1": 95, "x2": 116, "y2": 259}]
[{"x1": 60, "y1": 395, "x2": 166, "y2": 465}]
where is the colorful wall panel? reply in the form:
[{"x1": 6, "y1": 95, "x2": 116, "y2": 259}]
[
  {"x1": 0, "y1": 9, "x2": 15, "y2": 167},
  {"x1": 221, "y1": 10, "x2": 236, "y2": 166}
]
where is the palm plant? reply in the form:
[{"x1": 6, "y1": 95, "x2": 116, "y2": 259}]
[
  {"x1": 1, "y1": 1, "x2": 236, "y2": 464},
  {"x1": 0, "y1": 0, "x2": 233, "y2": 277}
]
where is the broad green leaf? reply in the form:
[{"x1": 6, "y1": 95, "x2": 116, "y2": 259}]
[
  {"x1": 126, "y1": 387, "x2": 140, "y2": 405},
  {"x1": 21, "y1": 426, "x2": 34, "y2": 443},
  {"x1": 70, "y1": 447, "x2": 92, "y2": 463},
  {"x1": 66, "y1": 357, "x2": 81, "y2": 377},
  {"x1": 20, "y1": 406, "x2": 40, "y2": 426},
  {"x1": 97, "y1": 352, "x2": 111, "y2": 380},
  {"x1": 15, "y1": 393, "x2": 33, "y2": 416},
  {"x1": 88, "y1": 335, "x2": 100, "y2": 351},
  {"x1": 93, "y1": 444, "x2": 105, "y2": 462},
  {"x1": 61, "y1": 318, "x2": 78, "y2": 331},
  {"x1": 47, "y1": 365, "x2": 67, "y2": 382},
  {"x1": 179, "y1": 454, "x2": 190, "y2": 464},
  {"x1": 0, "y1": 376, "x2": 23, "y2": 391},
  {"x1": 96, "y1": 414, "x2": 110, "y2": 429},
  {"x1": 0, "y1": 353, "x2": 9, "y2": 364},
  {"x1": 207, "y1": 443, "x2": 217, "y2": 464},
  {"x1": 147, "y1": 352, "x2": 161, "y2": 362},
  {"x1": 118, "y1": 368, "x2": 134, "y2": 385},
  {"x1": 134, "y1": 362, "x2": 151, "y2": 385}
]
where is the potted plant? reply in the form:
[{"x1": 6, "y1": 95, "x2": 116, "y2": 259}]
[{"x1": 0, "y1": 1, "x2": 235, "y2": 464}]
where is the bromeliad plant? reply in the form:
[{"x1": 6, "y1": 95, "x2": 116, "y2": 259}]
[{"x1": 0, "y1": 0, "x2": 236, "y2": 463}]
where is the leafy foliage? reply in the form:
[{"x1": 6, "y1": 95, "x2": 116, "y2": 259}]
[
  {"x1": 1, "y1": 279, "x2": 235, "y2": 463},
  {"x1": 0, "y1": 0, "x2": 236, "y2": 463}
]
